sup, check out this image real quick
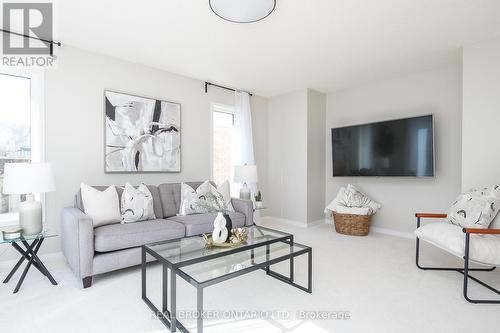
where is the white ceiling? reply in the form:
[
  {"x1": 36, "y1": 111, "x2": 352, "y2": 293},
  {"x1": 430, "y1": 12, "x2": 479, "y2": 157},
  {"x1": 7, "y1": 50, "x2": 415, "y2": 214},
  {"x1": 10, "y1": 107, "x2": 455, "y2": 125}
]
[{"x1": 57, "y1": 0, "x2": 500, "y2": 97}]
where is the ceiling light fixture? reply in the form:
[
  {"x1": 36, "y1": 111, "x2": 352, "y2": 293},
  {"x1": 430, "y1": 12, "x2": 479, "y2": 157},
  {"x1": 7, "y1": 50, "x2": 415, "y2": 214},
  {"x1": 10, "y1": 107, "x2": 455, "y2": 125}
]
[{"x1": 209, "y1": 0, "x2": 276, "y2": 23}]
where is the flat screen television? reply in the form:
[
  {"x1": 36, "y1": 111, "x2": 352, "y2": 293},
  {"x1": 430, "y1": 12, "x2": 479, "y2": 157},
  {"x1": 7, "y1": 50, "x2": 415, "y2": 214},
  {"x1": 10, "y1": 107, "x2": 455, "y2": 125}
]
[{"x1": 331, "y1": 115, "x2": 434, "y2": 177}]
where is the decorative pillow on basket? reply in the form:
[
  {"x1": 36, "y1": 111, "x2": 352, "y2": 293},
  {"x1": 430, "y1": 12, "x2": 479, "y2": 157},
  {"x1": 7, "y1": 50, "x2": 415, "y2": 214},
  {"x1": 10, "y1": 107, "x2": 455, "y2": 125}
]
[
  {"x1": 80, "y1": 184, "x2": 121, "y2": 227},
  {"x1": 325, "y1": 184, "x2": 381, "y2": 215},
  {"x1": 121, "y1": 183, "x2": 156, "y2": 224},
  {"x1": 447, "y1": 186, "x2": 500, "y2": 229}
]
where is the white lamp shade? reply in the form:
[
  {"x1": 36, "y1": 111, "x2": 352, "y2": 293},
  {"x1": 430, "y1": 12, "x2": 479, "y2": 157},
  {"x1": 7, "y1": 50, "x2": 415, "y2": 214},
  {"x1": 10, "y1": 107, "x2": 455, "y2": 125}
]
[
  {"x1": 2, "y1": 162, "x2": 56, "y2": 194},
  {"x1": 234, "y1": 165, "x2": 258, "y2": 183}
]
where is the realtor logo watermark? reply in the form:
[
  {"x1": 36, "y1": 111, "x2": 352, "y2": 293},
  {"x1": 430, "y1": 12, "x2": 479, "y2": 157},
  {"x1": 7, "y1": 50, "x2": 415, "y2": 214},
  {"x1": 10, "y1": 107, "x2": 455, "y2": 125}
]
[{"x1": 1, "y1": 2, "x2": 56, "y2": 67}]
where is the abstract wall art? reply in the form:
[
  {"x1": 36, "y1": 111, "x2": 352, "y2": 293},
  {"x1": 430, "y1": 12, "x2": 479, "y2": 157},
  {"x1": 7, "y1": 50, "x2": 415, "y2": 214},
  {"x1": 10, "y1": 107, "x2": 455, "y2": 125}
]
[{"x1": 104, "y1": 90, "x2": 181, "y2": 173}]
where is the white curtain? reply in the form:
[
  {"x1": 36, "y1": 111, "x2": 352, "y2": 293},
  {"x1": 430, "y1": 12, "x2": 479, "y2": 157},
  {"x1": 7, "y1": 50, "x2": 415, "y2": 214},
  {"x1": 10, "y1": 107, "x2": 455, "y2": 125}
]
[{"x1": 231, "y1": 91, "x2": 256, "y2": 197}]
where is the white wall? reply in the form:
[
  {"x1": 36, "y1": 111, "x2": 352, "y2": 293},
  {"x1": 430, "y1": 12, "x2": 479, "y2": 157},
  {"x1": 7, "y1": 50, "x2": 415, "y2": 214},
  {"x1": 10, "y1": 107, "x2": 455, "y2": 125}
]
[
  {"x1": 307, "y1": 89, "x2": 326, "y2": 222},
  {"x1": 266, "y1": 89, "x2": 326, "y2": 224},
  {"x1": 462, "y1": 37, "x2": 500, "y2": 190},
  {"x1": 326, "y1": 66, "x2": 462, "y2": 234},
  {"x1": 0, "y1": 46, "x2": 268, "y2": 260},
  {"x1": 267, "y1": 90, "x2": 308, "y2": 223},
  {"x1": 250, "y1": 95, "x2": 269, "y2": 201}
]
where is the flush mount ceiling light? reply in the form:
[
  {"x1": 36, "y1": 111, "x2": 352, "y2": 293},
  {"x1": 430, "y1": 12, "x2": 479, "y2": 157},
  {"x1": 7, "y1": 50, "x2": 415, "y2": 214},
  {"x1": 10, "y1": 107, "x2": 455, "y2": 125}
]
[{"x1": 209, "y1": 0, "x2": 276, "y2": 23}]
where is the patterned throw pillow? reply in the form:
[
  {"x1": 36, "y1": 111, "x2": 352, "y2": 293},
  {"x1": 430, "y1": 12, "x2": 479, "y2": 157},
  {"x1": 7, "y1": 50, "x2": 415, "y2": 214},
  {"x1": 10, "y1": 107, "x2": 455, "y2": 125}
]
[
  {"x1": 217, "y1": 180, "x2": 234, "y2": 212},
  {"x1": 332, "y1": 184, "x2": 381, "y2": 214},
  {"x1": 121, "y1": 183, "x2": 156, "y2": 223},
  {"x1": 447, "y1": 186, "x2": 500, "y2": 228},
  {"x1": 179, "y1": 181, "x2": 215, "y2": 215}
]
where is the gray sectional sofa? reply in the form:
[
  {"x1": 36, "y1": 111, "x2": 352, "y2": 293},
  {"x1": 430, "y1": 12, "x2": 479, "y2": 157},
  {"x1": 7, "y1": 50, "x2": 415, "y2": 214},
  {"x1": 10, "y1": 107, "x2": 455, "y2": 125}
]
[{"x1": 61, "y1": 181, "x2": 253, "y2": 288}]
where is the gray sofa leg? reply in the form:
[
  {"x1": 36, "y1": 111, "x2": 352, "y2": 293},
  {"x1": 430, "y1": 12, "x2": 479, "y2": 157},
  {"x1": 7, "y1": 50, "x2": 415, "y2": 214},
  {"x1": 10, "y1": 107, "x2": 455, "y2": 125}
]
[{"x1": 82, "y1": 276, "x2": 92, "y2": 288}]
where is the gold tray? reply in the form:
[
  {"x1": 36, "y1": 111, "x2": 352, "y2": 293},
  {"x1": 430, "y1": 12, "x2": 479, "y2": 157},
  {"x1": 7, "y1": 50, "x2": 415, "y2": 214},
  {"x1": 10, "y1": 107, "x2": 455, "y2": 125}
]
[{"x1": 202, "y1": 234, "x2": 246, "y2": 248}]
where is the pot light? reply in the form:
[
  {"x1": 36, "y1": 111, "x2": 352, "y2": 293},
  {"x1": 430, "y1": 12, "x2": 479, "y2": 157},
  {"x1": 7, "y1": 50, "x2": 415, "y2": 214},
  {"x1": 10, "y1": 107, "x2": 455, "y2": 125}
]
[{"x1": 209, "y1": 0, "x2": 276, "y2": 23}]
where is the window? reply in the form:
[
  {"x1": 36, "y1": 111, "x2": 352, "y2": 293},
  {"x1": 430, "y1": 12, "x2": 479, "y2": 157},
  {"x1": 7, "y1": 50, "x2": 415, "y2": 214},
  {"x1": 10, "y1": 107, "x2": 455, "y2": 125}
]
[
  {"x1": 0, "y1": 70, "x2": 43, "y2": 223},
  {"x1": 211, "y1": 104, "x2": 235, "y2": 186}
]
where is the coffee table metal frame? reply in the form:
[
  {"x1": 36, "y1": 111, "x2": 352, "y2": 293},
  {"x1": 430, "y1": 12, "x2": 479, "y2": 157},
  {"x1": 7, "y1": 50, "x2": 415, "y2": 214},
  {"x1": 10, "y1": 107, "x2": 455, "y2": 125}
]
[{"x1": 141, "y1": 225, "x2": 312, "y2": 333}]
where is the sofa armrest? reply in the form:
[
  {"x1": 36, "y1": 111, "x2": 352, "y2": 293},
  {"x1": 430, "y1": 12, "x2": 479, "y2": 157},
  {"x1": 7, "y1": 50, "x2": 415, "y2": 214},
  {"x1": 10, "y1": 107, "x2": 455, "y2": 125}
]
[
  {"x1": 231, "y1": 198, "x2": 254, "y2": 226},
  {"x1": 61, "y1": 207, "x2": 94, "y2": 279}
]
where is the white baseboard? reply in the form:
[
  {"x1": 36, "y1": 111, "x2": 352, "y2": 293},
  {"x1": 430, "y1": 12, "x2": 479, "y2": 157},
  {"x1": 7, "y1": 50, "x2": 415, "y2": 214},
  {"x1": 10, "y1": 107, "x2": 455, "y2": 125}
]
[
  {"x1": 307, "y1": 219, "x2": 326, "y2": 227},
  {"x1": 323, "y1": 217, "x2": 413, "y2": 239},
  {"x1": 261, "y1": 216, "x2": 331, "y2": 228},
  {"x1": 260, "y1": 216, "x2": 308, "y2": 228}
]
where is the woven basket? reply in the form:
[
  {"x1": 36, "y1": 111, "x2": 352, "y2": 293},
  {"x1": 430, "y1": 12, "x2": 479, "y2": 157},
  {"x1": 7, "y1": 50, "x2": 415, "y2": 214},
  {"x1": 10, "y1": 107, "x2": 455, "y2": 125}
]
[{"x1": 331, "y1": 212, "x2": 372, "y2": 236}]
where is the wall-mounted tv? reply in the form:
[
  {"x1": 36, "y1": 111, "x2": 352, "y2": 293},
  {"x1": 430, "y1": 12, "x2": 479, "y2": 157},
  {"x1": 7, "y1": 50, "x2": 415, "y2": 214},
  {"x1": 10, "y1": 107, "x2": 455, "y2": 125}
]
[{"x1": 331, "y1": 115, "x2": 434, "y2": 177}]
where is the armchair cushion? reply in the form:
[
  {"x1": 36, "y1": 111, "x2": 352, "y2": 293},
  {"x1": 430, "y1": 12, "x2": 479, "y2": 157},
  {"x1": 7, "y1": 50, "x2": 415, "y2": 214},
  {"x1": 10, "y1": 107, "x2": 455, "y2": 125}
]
[{"x1": 415, "y1": 222, "x2": 500, "y2": 266}]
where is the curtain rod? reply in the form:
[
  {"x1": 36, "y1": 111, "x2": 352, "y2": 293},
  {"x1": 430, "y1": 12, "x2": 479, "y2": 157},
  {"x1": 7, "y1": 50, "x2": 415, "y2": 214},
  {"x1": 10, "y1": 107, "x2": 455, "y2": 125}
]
[
  {"x1": 204, "y1": 82, "x2": 253, "y2": 96},
  {"x1": 0, "y1": 29, "x2": 61, "y2": 56}
]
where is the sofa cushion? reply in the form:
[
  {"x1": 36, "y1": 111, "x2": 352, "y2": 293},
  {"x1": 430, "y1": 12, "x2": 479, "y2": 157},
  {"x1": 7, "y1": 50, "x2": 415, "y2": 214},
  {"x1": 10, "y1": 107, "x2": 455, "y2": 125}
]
[
  {"x1": 94, "y1": 219, "x2": 185, "y2": 252},
  {"x1": 415, "y1": 222, "x2": 500, "y2": 266},
  {"x1": 158, "y1": 181, "x2": 212, "y2": 217},
  {"x1": 75, "y1": 185, "x2": 163, "y2": 219},
  {"x1": 167, "y1": 212, "x2": 245, "y2": 236}
]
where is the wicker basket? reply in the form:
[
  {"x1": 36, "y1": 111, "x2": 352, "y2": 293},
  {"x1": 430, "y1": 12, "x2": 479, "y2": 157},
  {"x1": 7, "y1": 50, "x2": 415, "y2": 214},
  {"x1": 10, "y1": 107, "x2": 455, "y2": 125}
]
[{"x1": 331, "y1": 212, "x2": 372, "y2": 236}]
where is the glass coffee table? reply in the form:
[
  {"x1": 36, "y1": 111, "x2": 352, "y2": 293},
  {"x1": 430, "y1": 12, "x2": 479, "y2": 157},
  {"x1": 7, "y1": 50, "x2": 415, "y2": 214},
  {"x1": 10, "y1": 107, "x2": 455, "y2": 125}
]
[
  {"x1": 1, "y1": 229, "x2": 58, "y2": 293},
  {"x1": 142, "y1": 225, "x2": 312, "y2": 333}
]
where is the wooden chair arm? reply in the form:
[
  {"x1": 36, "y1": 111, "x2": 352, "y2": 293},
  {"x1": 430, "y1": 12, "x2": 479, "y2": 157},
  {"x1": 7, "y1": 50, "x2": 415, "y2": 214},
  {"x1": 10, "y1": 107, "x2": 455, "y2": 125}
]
[
  {"x1": 463, "y1": 228, "x2": 500, "y2": 235},
  {"x1": 415, "y1": 213, "x2": 447, "y2": 218}
]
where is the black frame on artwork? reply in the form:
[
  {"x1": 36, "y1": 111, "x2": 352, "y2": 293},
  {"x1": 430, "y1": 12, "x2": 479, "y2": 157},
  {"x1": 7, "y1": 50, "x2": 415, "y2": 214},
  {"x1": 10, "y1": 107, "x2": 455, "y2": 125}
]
[{"x1": 103, "y1": 89, "x2": 182, "y2": 174}]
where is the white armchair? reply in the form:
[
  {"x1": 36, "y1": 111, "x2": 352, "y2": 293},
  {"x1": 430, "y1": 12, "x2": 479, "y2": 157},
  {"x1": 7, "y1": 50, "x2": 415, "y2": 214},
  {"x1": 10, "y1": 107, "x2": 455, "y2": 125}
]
[{"x1": 414, "y1": 213, "x2": 500, "y2": 304}]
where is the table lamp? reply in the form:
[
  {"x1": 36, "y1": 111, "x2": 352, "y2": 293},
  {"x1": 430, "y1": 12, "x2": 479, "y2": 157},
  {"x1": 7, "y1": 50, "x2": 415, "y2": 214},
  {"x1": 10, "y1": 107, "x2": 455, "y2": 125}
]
[
  {"x1": 2, "y1": 162, "x2": 55, "y2": 235},
  {"x1": 234, "y1": 164, "x2": 258, "y2": 200}
]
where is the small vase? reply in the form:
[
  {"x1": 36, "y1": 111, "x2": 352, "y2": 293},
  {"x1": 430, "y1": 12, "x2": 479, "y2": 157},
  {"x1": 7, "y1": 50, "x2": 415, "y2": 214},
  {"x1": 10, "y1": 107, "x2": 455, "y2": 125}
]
[
  {"x1": 223, "y1": 213, "x2": 232, "y2": 243},
  {"x1": 255, "y1": 201, "x2": 263, "y2": 208},
  {"x1": 212, "y1": 212, "x2": 228, "y2": 244}
]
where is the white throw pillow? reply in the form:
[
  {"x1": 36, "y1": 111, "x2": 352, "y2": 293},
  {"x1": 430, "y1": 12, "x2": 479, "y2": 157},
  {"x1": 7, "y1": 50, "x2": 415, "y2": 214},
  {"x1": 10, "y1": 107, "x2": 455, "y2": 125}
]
[
  {"x1": 334, "y1": 206, "x2": 371, "y2": 215},
  {"x1": 179, "y1": 181, "x2": 215, "y2": 215},
  {"x1": 217, "y1": 180, "x2": 234, "y2": 212},
  {"x1": 80, "y1": 184, "x2": 121, "y2": 227},
  {"x1": 447, "y1": 186, "x2": 500, "y2": 229},
  {"x1": 325, "y1": 184, "x2": 381, "y2": 215},
  {"x1": 343, "y1": 184, "x2": 381, "y2": 214},
  {"x1": 120, "y1": 183, "x2": 156, "y2": 223}
]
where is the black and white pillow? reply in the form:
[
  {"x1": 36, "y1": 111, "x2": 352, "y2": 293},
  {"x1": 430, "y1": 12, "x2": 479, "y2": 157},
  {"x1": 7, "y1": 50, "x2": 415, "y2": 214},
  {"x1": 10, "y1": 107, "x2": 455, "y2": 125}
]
[
  {"x1": 447, "y1": 186, "x2": 500, "y2": 228},
  {"x1": 179, "y1": 181, "x2": 214, "y2": 215},
  {"x1": 121, "y1": 183, "x2": 156, "y2": 223}
]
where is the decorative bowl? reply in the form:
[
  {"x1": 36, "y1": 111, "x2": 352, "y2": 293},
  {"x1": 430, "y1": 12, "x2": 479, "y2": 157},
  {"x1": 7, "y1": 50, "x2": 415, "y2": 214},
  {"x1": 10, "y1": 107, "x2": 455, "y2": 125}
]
[{"x1": 202, "y1": 227, "x2": 249, "y2": 247}]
